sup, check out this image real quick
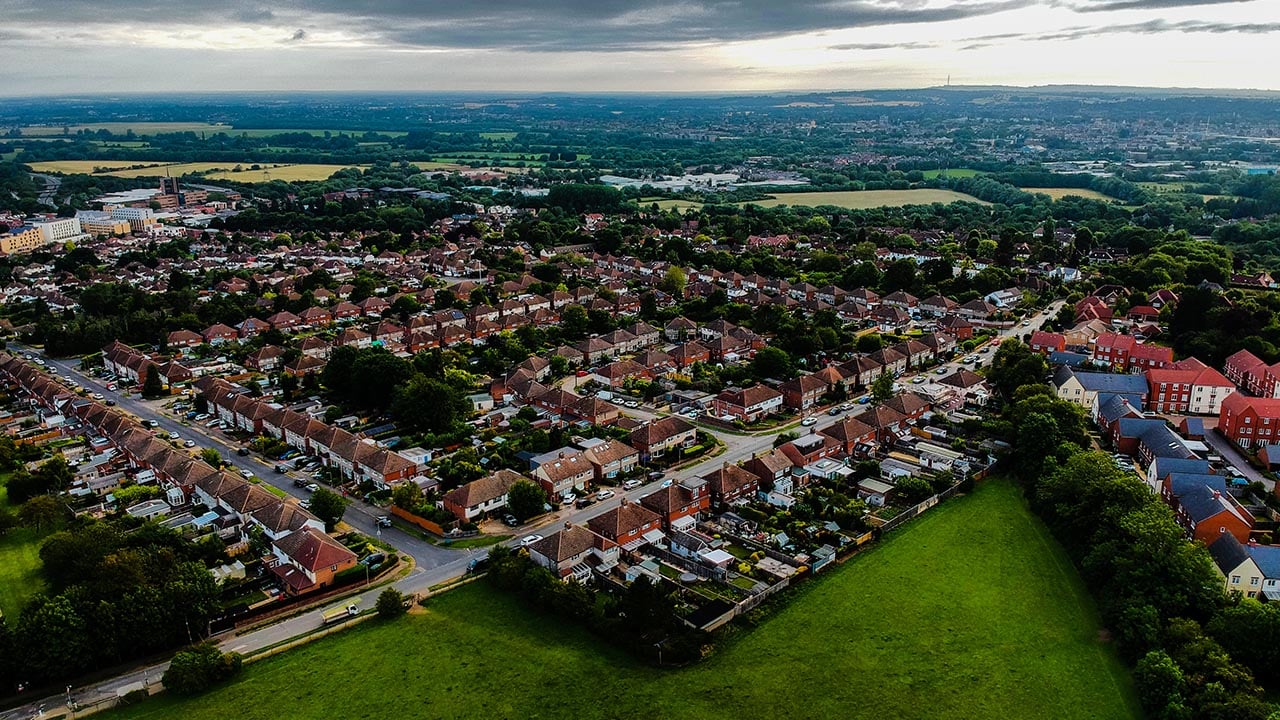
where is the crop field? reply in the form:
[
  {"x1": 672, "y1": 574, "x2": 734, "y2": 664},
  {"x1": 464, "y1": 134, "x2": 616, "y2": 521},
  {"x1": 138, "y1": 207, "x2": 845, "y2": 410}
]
[
  {"x1": 922, "y1": 168, "x2": 981, "y2": 178},
  {"x1": 1021, "y1": 187, "x2": 1120, "y2": 202},
  {"x1": 200, "y1": 164, "x2": 366, "y2": 183},
  {"x1": 228, "y1": 128, "x2": 409, "y2": 138},
  {"x1": 640, "y1": 198, "x2": 705, "y2": 212},
  {"x1": 26, "y1": 160, "x2": 169, "y2": 174},
  {"x1": 105, "y1": 477, "x2": 1136, "y2": 720},
  {"x1": 18, "y1": 122, "x2": 231, "y2": 136},
  {"x1": 741, "y1": 189, "x2": 989, "y2": 209}
]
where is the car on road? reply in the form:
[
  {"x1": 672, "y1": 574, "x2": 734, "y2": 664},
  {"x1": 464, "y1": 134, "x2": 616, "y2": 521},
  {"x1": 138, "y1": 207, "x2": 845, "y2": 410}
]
[
  {"x1": 293, "y1": 477, "x2": 309, "y2": 488},
  {"x1": 168, "y1": 431, "x2": 180, "y2": 440},
  {"x1": 467, "y1": 557, "x2": 490, "y2": 574},
  {"x1": 240, "y1": 469, "x2": 254, "y2": 479},
  {"x1": 595, "y1": 489, "x2": 615, "y2": 501},
  {"x1": 503, "y1": 514, "x2": 520, "y2": 527},
  {"x1": 660, "y1": 478, "x2": 673, "y2": 488},
  {"x1": 105, "y1": 399, "x2": 116, "y2": 406},
  {"x1": 304, "y1": 483, "x2": 320, "y2": 492},
  {"x1": 858, "y1": 396, "x2": 871, "y2": 404},
  {"x1": 624, "y1": 400, "x2": 640, "y2": 409},
  {"x1": 274, "y1": 464, "x2": 288, "y2": 473},
  {"x1": 828, "y1": 407, "x2": 841, "y2": 416},
  {"x1": 92, "y1": 393, "x2": 104, "y2": 400},
  {"x1": 964, "y1": 355, "x2": 979, "y2": 364},
  {"x1": 561, "y1": 493, "x2": 577, "y2": 505},
  {"x1": 237, "y1": 447, "x2": 251, "y2": 456},
  {"x1": 980, "y1": 346, "x2": 991, "y2": 353},
  {"x1": 622, "y1": 478, "x2": 642, "y2": 490},
  {"x1": 1020, "y1": 320, "x2": 1031, "y2": 327},
  {"x1": 839, "y1": 403, "x2": 853, "y2": 411},
  {"x1": 105, "y1": 382, "x2": 117, "y2": 391},
  {"x1": 184, "y1": 440, "x2": 196, "y2": 448},
  {"x1": 519, "y1": 535, "x2": 543, "y2": 547},
  {"x1": 376, "y1": 516, "x2": 393, "y2": 529},
  {"x1": 935, "y1": 367, "x2": 948, "y2": 375},
  {"x1": 800, "y1": 417, "x2": 817, "y2": 426},
  {"x1": 575, "y1": 496, "x2": 595, "y2": 509},
  {"x1": 143, "y1": 419, "x2": 159, "y2": 428}
]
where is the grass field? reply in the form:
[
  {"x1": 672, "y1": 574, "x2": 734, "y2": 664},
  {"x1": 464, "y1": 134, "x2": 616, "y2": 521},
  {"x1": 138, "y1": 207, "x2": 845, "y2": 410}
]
[
  {"x1": 201, "y1": 164, "x2": 365, "y2": 183},
  {"x1": 27, "y1": 159, "x2": 366, "y2": 182},
  {"x1": 0, "y1": 472, "x2": 46, "y2": 620},
  {"x1": 104, "y1": 477, "x2": 1136, "y2": 720},
  {"x1": 229, "y1": 129, "x2": 408, "y2": 138},
  {"x1": 640, "y1": 198, "x2": 706, "y2": 212},
  {"x1": 19, "y1": 123, "x2": 231, "y2": 137},
  {"x1": 1022, "y1": 187, "x2": 1120, "y2": 202},
  {"x1": 922, "y1": 168, "x2": 981, "y2": 178},
  {"x1": 741, "y1": 189, "x2": 989, "y2": 209}
]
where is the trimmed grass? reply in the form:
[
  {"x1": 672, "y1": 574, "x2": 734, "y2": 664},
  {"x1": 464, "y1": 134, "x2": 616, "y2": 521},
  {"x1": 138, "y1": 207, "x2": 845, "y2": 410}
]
[
  {"x1": 29, "y1": 161, "x2": 365, "y2": 182},
  {"x1": 103, "y1": 477, "x2": 1136, "y2": 720},
  {"x1": 1021, "y1": 187, "x2": 1120, "y2": 202},
  {"x1": 0, "y1": 472, "x2": 46, "y2": 619},
  {"x1": 201, "y1": 164, "x2": 365, "y2": 183},
  {"x1": 739, "y1": 189, "x2": 990, "y2": 209},
  {"x1": 640, "y1": 198, "x2": 705, "y2": 212}
]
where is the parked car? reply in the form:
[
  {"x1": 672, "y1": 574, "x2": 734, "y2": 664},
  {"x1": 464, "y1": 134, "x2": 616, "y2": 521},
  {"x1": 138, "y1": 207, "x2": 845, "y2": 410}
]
[
  {"x1": 575, "y1": 496, "x2": 594, "y2": 509},
  {"x1": 467, "y1": 557, "x2": 490, "y2": 574},
  {"x1": 194, "y1": 413, "x2": 210, "y2": 421},
  {"x1": 304, "y1": 483, "x2": 320, "y2": 492},
  {"x1": 92, "y1": 392, "x2": 104, "y2": 400},
  {"x1": 239, "y1": 469, "x2": 254, "y2": 479},
  {"x1": 168, "y1": 431, "x2": 180, "y2": 440},
  {"x1": 274, "y1": 464, "x2": 287, "y2": 473},
  {"x1": 519, "y1": 534, "x2": 543, "y2": 547},
  {"x1": 935, "y1": 367, "x2": 948, "y2": 375},
  {"x1": 503, "y1": 514, "x2": 520, "y2": 527},
  {"x1": 912, "y1": 376, "x2": 926, "y2": 384},
  {"x1": 237, "y1": 447, "x2": 251, "y2": 456},
  {"x1": 828, "y1": 407, "x2": 841, "y2": 416},
  {"x1": 360, "y1": 553, "x2": 386, "y2": 567},
  {"x1": 184, "y1": 440, "x2": 196, "y2": 448},
  {"x1": 561, "y1": 493, "x2": 577, "y2": 506},
  {"x1": 293, "y1": 477, "x2": 310, "y2": 488},
  {"x1": 800, "y1": 417, "x2": 817, "y2": 427},
  {"x1": 858, "y1": 396, "x2": 871, "y2": 405},
  {"x1": 595, "y1": 489, "x2": 615, "y2": 501},
  {"x1": 624, "y1": 400, "x2": 640, "y2": 409},
  {"x1": 105, "y1": 400, "x2": 116, "y2": 406},
  {"x1": 622, "y1": 479, "x2": 642, "y2": 490}
]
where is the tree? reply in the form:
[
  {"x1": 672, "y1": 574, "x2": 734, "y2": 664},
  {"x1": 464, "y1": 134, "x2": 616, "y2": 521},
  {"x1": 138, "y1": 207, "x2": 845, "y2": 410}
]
[
  {"x1": 376, "y1": 588, "x2": 409, "y2": 619},
  {"x1": 507, "y1": 479, "x2": 547, "y2": 522},
  {"x1": 162, "y1": 643, "x2": 243, "y2": 695},
  {"x1": 893, "y1": 476, "x2": 934, "y2": 504},
  {"x1": 141, "y1": 368, "x2": 165, "y2": 398},
  {"x1": 988, "y1": 340, "x2": 1049, "y2": 401},
  {"x1": 658, "y1": 266, "x2": 687, "y2": 297},
  {"x1": 871, "y1": 370, "x2": 895, "y2": 404},
  {"x1": 391, "y1": 375, "x2": 468, "y2": 434},
  {"x1": 856, "y1": 333, "x2": 883, "y2": 354},
  {"x1": 751, "y1": 346, "x2": 794, "y2": 380},
  {"x1": 560, "y1": 304, "x2": 589, "y2": 340},
  {"x1": 18, "y1": 495, "x2": 63, "y2": 532},
  {"x1": 199, "y1": 447, "x2": 223, "y2": 467},
  {"x1": 308, "y1": 488, "x2": 348, "y2": 532},
  {"x1": 1207, "y1": 599, "x2": 1280, "y2": 686},
  {"x1": 1133, "y1": 649, "x2": 1186, "y2": 715}
]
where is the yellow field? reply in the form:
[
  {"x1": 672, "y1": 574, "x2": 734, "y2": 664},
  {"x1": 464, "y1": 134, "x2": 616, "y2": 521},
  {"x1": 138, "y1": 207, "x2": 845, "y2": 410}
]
[
  {"x1": 1022, "y1": 187, "x2": 1119, "y2": 202},
  {"x1": 641, "y1": 198, "x2": 705, "y2": 212},
  {"x1": 203, "y1": 164, "x2": 366, "y2": 182},
  {"x1": 27, "y1": 160, "x2": 168, "y2": 174},
  {"x1": 19, "y1": 122, "x2": 230, "y2": 136},
  {"x1": 740, "y1": 189, "x2": 989, "y2": 209}
]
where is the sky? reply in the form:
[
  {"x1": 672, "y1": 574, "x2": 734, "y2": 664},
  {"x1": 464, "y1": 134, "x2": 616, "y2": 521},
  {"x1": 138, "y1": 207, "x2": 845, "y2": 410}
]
[{"x1": 0, "y1": 0, "x2": 1276, "y2": 94}]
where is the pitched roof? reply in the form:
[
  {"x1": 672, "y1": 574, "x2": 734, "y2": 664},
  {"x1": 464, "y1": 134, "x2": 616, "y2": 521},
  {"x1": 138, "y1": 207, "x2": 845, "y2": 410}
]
[
  {"x1": 273, "y1": 528, "x2": 357, "y2": 572},
  {"x1": 443, "y1": 469, "x2": 525, "y2": 508},
  {"x1": 528, "y1": 525, "x2": 615, "y2": 563}
]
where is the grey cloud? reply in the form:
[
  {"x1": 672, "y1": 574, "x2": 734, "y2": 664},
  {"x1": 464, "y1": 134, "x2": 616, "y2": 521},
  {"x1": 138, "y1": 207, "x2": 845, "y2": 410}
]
[
  {"x1": 286, "y1": 28, "x2": 307, "y2": 42},
  {"x1": 960, "y1": 18, "x2": 1280, "y2": 47},
  {"x1": 828, "y1": 41, "x2": 939, "y2": 50},
  {"x1": 1072, "y1": 0, "x2": 1255, "y2": 11}
]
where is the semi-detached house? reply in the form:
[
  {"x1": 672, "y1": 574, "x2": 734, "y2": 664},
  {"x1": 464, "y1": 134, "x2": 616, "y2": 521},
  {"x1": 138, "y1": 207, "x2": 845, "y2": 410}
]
[{"x1": 712, "y1": 384, "x2": 784, "y2": 423}]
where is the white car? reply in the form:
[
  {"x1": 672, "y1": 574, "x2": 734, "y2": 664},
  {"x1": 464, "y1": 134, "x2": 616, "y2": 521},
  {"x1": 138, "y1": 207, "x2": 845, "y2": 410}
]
[
  {"x1": 595, "y1": 489, "x2": 615, "y2": 501},
  {"x1": 561, "y1": 493, "x2": 577, "y2": 505},
  {"x1": 624, "y1": 400, "x2": 640, "y2": 409},
  {"x1": 519, "y1": 535, "x2": 543, "y2": 548},
  {"x1": 184, "y1": 440, "x2": 196, "y2": 448},
  {"x1": 622, "y1": 479, "x2": 642, "y2": 490},
  {"x1": 240, "y1": 468, "x2": 254, "y2": 479},
  {"x1": 168, "y1": 431, "x2": 180, "y2": 440},
  {"x1": 912, "y1": 376, "x2": 926, "y2": 384},
  {"x1": 92, "y1": 392, "x2": 104, "y2": 400},
  {"x1": 800, "y1": 417, "x2": 817, "y2": 427},
  {"x1": 935, "y1": 367, "x2": 948, "y2": 375}
]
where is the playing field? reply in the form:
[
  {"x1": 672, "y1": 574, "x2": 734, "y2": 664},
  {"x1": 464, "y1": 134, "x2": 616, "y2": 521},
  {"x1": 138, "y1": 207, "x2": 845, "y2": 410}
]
[
  {"x1": 741, "y1": 189, "x2": 989, "y2": 209},
  {"x1": 104, "y1": 477, "x2": 1137, "y2": 720},
  {"x1": 1022, "y1": 187, "x2": 1120, "y2": 202},
  {"x1": 18, "y1": 123, "x2": 230, "y2": 136},
  {"x1": 922, "y1": 168, "x2": 981, "y2": 178},
  {"x1": 0, "y1": 472, "x2": 46, "y2": 620}
]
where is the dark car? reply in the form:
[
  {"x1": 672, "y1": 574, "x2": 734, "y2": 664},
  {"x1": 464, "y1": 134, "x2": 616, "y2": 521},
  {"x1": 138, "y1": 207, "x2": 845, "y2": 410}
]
[
  {"x1": 293, "y1": 477, "x2": 309, "y2": 488},
  {"x1": 274, "y1": 464, "x2": 287, "y2": 473},
  {"x1": 467, "y1": 557, "x2": 490, "y2": 574},
  {"x1": 236, "y1": 447, "x2": 251, "y2": 456},
  {"x1": 575, "y1": 496, "x2": 595, "y2": 509},
  {"x1": 376, "y1": 516, "x2": 393, "y2": 528},
  {"x1": 502, "y1": 514, "x2": 520, "y2": 527},
  {"x1": 360, "y1": 552, "x2": 386, "y2": 567}
]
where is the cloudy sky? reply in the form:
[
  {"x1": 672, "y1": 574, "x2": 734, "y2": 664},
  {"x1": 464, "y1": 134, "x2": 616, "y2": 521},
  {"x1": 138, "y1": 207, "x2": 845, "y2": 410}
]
[{"x1": 0, "y1": 0, "x2": 1276, "y2": 94}]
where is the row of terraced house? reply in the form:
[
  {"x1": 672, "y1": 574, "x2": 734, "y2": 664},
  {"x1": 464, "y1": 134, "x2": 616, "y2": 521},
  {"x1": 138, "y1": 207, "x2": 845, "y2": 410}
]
[{"x1": 0, "y1": 355, "x2": 357, "y2": 595}]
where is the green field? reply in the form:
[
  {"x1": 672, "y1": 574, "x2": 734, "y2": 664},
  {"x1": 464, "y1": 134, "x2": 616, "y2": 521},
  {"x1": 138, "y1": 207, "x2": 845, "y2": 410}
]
[
  {"x1": 229, "y1": 128, "x2": 409, "y2": 138},
  {"x1": 922, "y1": 168, "x2": 981, "y2": 179},
  {"x1": 1022, "y1": 187, "x2": 1121, "y2": 202},
  {"x1": 741, "y1": 189, "x2": 990, "y2": 209},
  {"x1": 105, "y1": 477, "x2": 1136, "y2": 720},
  {"x1": 0, "y1": 472, "x2": 46, "y2": 619},
  {"x1": 640, "y1": 197, "x2": 705, "y2": 212}
]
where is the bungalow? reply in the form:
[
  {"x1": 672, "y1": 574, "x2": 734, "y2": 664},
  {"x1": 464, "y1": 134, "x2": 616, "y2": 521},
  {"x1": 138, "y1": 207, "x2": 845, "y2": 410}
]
[{"x1": 441, "y1": 469, "x2": 526, "y2": 521}]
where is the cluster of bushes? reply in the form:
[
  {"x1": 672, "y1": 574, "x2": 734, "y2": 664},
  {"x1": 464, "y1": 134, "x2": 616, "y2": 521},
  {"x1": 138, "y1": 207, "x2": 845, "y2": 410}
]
[
  {"x1": 485, "y1": 545, "x2": 706, "y2": 665},
  {"x1": 162, "y1": 643, "x2": 243, "y2": 695},
  {"x1": 1002, "y1": 387, "x2": 1274, "y2": 718}
]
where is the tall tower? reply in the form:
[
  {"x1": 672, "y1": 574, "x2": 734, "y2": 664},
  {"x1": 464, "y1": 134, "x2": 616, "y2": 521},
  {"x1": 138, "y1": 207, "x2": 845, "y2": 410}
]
[{"x1": 159, "y1": 175, "x2": 180, "y2": 196}]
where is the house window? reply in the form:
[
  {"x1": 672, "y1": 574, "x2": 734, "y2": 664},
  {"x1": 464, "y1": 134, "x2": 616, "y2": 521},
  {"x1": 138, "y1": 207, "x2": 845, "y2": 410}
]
[
  {"x1": 1232, "y1": 575, "x2": 1241, "y2": 584},
  {"x1": 1251, "y1": 577, "x2": 1260, "y2": 586}
]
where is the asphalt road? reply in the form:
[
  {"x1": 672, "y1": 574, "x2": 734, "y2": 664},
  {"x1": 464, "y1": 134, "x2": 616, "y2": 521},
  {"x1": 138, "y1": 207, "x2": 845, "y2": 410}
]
[{"x1": 28, "y1": 173, "x2": 60, "y2": 207}]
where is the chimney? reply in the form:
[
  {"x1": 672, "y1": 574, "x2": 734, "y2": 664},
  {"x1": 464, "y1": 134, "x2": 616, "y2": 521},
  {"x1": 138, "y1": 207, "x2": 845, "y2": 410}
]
[
  {"x1": 564, "y1": 521, "x2": 572, "y2": 530},
  {"x1": 1213, "y1": 490, "x2": 1221, "y2": 500},
  {"x1": 559, "y1": 451, "x2": 565, "y2": 458},
  {"x1": 620, "y1": 497, "x2": 628, "y2": 506}
]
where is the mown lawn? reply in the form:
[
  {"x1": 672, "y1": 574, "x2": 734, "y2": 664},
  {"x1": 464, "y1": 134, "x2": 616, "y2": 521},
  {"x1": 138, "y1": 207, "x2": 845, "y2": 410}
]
[
  {"x1": 0, "y1": 472, "x2": 46, "y2": 619},
  {"x1": 104, "y1": 477, "x2": 1138, "y2": 720}
]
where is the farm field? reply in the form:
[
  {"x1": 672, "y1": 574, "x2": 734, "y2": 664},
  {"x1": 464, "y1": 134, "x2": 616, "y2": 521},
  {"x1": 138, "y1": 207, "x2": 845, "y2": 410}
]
[
  {"x1": 1022, "y1": 187, "x2": 1120, "y2": 202},
  {"x1": 228, "y1": 128, "x2": 408, "y2": 138},
  {"x1": 27, "y1": 160, "x2": 168, "y2": 174},
  {"x1": 922, "y1": 168, "x2": 981, "y2": 178},
  {"x1": 105, "y1": 477, "x2": 1137, "y2": 720},
  {"x1": 741, "y1": 189, "x2": 989, "y2": 209},
  {"x1": 201, "y1": 164, "x2": 366, "y2": 183},
  {"x1": 18, "y1": 122, "x2": 231, "y2": 136}
]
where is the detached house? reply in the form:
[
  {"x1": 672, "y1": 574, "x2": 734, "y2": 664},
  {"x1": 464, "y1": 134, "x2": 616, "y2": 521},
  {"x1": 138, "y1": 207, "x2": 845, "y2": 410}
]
[
  {"x1": 441, "y1": 469, "x2": 527, "y2": 521},
  {"x1": 527, "y1": 524, "x2": 619, "y2": 582},
  {"x1": 712, "y1": 385, "x2": 784, "y2": 423}
]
